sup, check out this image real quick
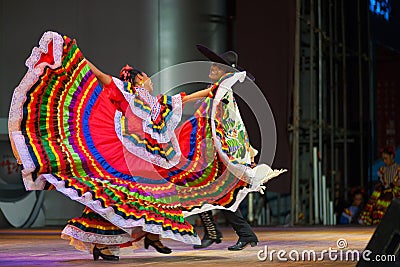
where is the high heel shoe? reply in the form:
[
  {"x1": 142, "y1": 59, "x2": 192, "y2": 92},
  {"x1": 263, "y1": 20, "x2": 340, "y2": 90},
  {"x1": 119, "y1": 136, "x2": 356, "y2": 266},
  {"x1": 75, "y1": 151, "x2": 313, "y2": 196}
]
[
  {"x1": 93, "y1": 246, "x2": 119, "y2": 261},
  {"x1": 144, "y1": 236, "x2": 172, "y2": 254}
]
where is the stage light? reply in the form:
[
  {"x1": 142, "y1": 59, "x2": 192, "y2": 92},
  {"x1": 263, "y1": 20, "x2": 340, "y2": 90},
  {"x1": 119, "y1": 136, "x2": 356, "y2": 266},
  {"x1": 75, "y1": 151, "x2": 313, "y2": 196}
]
[{"x1": 370, "y1": 0, "x2": 392, "y2": 21}]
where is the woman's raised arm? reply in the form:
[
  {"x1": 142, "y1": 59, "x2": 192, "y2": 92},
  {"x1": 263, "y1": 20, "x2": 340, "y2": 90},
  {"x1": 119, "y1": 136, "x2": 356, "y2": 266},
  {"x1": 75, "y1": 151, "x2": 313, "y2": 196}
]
[{"x1": 86, "y1": 60, "x2": 112, "y2": 85}]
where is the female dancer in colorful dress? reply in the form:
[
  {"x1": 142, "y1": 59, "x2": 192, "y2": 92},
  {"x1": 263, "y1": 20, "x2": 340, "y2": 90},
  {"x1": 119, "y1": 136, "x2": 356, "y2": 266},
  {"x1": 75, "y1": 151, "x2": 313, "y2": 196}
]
[
  {"x1": 8, "y1": 31, "x2": 285, "y2": 261},
  {"x1": 360, "y1": 146, "x2": 400, "y2": 225}
]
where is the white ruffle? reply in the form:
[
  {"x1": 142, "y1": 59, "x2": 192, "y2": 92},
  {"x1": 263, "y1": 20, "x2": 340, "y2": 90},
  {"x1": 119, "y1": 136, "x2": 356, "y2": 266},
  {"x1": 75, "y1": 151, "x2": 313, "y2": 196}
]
[
  {"x1": 42, "y1": 173, "x2": 201, "y2": 245},
  {"x1": 182, "y1": 165, "x2": 286, "y2": 217},
  {"x1": 113, "y1": 77, "x2": 184, "y2": 143},
  {"x1": 62, "y1": 225, "x2": 132, "y2": 245},
  {"x1": 114, "y1": 111, "x2": 181, "y2": 169},
  {"x1": 9, "y1": 31, "x2": 64, "y2": 189}
]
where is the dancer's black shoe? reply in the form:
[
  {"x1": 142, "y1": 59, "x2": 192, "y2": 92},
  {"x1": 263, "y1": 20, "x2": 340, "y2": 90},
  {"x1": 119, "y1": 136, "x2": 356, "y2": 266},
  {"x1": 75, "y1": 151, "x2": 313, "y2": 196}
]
[
  {"x1": 227, "y1": 241, "x2": 258, "y2": 251},
  {"x1": 193, "y1": 236, "x2": 222, "y2": 249},
  {"x1": 144, "y1": 236, "x2": 172, "y2": 254},
  {"x1": 92, "y1": 246, "x2": 119, "y2": 261}
]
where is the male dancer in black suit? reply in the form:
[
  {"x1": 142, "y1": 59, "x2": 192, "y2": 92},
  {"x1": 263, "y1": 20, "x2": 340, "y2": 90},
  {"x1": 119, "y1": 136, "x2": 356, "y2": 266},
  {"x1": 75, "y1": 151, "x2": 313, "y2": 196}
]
[{"x1": 193, "y1": 45, "x2": 258, "y2": 251}]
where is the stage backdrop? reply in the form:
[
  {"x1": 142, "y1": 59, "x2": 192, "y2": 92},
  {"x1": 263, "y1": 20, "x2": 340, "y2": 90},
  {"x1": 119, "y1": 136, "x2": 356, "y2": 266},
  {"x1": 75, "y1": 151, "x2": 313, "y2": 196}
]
[{"x1": 235, "y1": 0, "x2": 295, "y2": 193}]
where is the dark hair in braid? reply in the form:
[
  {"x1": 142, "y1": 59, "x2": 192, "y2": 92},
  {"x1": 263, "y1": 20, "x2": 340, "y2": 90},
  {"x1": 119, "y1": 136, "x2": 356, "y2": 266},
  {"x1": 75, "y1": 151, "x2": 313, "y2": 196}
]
[
  {"x1": 380, "y1": 146, "x2": 396, "y2": 157},
  {"x1": 119, "y1": 64, "x2": 143, "y2": 83}
]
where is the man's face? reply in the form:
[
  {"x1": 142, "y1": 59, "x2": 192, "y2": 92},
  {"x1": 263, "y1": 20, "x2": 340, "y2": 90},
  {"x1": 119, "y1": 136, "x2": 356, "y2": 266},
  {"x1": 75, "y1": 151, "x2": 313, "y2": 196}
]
[{"x1": 209, "y1": 63, "x2": 227, "y2": 83}]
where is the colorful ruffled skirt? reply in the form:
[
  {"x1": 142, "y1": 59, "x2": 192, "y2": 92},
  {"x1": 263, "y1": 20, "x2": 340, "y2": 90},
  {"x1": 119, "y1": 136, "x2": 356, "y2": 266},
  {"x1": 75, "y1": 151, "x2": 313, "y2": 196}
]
[
  {"x1": 9, "y1": 31, "x2": 285, "y2": 252},
  {"x1": 360, "y1": 186, "x2": 400, "y2": 225}
]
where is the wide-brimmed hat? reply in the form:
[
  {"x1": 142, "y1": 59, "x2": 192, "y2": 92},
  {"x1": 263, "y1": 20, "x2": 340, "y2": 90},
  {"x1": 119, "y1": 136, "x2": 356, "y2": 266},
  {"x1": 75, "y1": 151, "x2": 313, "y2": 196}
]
[{"x1": 196, "y1": 44, "x2": 255, "y2": 81}]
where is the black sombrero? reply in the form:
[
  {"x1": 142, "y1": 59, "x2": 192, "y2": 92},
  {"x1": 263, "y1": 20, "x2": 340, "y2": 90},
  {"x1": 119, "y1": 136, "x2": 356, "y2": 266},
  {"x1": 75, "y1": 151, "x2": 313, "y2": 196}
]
[{"x1": 196, "y1": 44, "x2": 255, "y2": 81}]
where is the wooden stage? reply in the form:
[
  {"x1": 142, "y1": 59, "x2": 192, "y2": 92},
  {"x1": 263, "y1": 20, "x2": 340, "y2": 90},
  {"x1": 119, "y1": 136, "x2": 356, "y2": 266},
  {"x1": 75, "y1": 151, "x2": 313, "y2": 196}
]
[{"x1": 0, "y1": 226, "x2": 377, "y2": 266}]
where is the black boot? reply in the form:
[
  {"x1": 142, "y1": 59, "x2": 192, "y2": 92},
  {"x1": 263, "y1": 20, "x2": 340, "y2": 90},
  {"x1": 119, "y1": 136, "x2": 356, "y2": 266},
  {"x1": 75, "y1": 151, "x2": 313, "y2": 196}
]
[
  {"x1": 92, "y1": 246, "x2": 119, "y2": 261},
  {"x1": 193, "y1": 211, "x2": 223, "y2": 249}
]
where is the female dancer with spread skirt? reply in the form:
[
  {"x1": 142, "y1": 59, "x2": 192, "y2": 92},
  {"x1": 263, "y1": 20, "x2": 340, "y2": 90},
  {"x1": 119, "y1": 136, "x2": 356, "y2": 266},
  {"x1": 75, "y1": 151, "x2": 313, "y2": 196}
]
[{"x1": 8, "y1": 31, "x2": 285, "y2": 260}]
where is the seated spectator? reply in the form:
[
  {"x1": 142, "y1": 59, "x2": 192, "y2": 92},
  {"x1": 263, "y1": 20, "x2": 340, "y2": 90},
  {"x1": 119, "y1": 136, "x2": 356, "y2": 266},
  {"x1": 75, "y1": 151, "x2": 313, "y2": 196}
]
[{"x1": 339, "y1": 187, "x2": 365, "y2": 224}]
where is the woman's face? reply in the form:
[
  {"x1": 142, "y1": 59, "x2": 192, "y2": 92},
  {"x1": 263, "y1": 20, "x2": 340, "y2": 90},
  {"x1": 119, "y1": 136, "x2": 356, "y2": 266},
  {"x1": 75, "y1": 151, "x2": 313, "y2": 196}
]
[
  {"x1": 382, "y1": 152, "x2": 394, "y2": 166},
  {"x1": 135, "y1": 72, "x2": 153, "y2": 93},
  {"x1": 209, "y1": 63, "x2": 227, "y2": 83}
]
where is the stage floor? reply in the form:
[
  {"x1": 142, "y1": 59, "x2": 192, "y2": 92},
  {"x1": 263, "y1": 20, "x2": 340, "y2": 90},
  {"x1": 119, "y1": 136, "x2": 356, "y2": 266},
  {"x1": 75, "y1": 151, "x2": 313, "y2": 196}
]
[{"x1": 0, "y1": 226, "x2": 376, "y2": 266}]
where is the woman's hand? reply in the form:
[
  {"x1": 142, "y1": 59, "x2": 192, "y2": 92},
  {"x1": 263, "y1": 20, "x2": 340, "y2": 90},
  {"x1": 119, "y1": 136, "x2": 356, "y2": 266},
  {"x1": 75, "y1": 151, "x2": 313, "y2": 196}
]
[{"x1": 182, "y1": 87, "x2": 211, "y2": 104}]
